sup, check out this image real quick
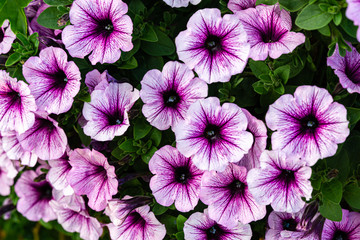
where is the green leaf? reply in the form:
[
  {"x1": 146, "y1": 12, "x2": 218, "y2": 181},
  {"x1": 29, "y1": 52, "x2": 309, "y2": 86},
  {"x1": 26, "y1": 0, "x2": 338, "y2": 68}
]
[
  {"x1": 16, "y1": 32, "x2": 29, "y2": 46},
  {"x1": 319, "y1": 198, "x2": 342, "y2": 221},
  {"x1": 141, "y1": 27, "x2": 175, "y2": 56},
  {"x1": 141, "y1": 146, "x2": 157, "y2": 164},
  {"x1": 152, "y1": 202, "x2": 168, "y2": 215},
  {"x1": 118, "y1": 56, "x2": 138, "y2": 69},
  {"x1": 346, "y1": 107, "x2": 360, "y2": 128},
  {"x1": 160, "y1": 215, "x2": 178, "y2": 235},
  {"x1": 150, "y1": 129, "x2": 162, "y2": 147},
  {"x1": 340, "y1": 12, "x2": 358, "y2": 39},
  {"x1": 73, "y1": 124, "x2": 91, "y2": 147},
  {"x1": 5, "y1": 53, "x2": 22, "y2": 67},
  {"x1": 37, "y1": 6, "x2": 67, "y2": 29},
  {"x1": 252, "y1": 81, "x2": 268, "y2": 95},
  {"x1": 0, "y1": 0, "x2": 32, "y2": 34},
  {"x1": 248, "y1": 60, "x2": 270, "y2": 79},
  {"x1": 326, "y1": 150, "x2": 350, "y2": 183},
  {"x1": 279, "y1": 0, "x2": 308, "y2": 12},
  {"x1": 333, "y1": 12, "x2": 342, "y2": 26},
  {"x1": 274, "y1": 83, "x2": 285, "y2": 95},
  {"x1": 118, "y1": 139, "x2": 139, "y2": 152},
  {"x1": 43, "y1": 0, "x2": 73, "y2": 5},
  {"x1": 295, "y1": 4, "x2": 333, "y2": 30},
  {"x1": 121, "y1": 39, "x2": 141, "y2": 61},
  {"x1": 318, "y1": 25, "x2": 331, "y2": 36},
  {"x1": 140, "y1": 24, "x2": 158, "y2": 42},
  {"x1": 274, "y1": 65, "x2": 291, "y2": 84},
  {"x1": 133, "y1": 118, "x2": 152, "y2": 141},
  {"x1": 39, "y1": 220, "x2": 53, "y2": 230},
  {"x1": 128, "y1": 0, "x2": 145, "y2": 14},
  {"x1": 256, "y1": 0, "x2": 277, "y2": 5},
  {"x1": 321, "y1": 179, "x2": 343, "y2": 204},
  {"x1": 343, "y1": 183, "x2": 360, "y2": 209},
  {"x1": 175, "y1": 232, "x2": 185, "y2": 240},
  {"x1": 176, "y1": 215, "x2": 187, "y2": 232}
]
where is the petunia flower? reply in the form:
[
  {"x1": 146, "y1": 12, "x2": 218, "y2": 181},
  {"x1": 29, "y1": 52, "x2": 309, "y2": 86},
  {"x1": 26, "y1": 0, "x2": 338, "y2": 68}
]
[
  {"x1": 149, "y1": 145, "x2": 204, "y2": 212},
  {"x1": 236, "y1": 109, "x2": 267, "y2": 170},
  {"x1": 0, "y1": 70, "x2": 36, "y2": 134},
  {"x1": 18, "y1": 113, "x2": 67, "y2": 161},
  {"x1": 50, "y1": 193, "x2": 103, "y2": 240},
  {"x1": 265, "y1": 209, "x2": 319, "y2": 240},
  {"x1": 105, "y1": 195, "x2": 153, "y2": 226},
  {"x1": 228, "y1": 0, "x2": 256, "y2": 13},
  {"x1": 67, "y1": 148, "x2": 118, "y2": 211},
  {"x1": 107, "y1": 205, "x2": 166, "y2": 240},
  {"x1": 200, "y1": 163, "x2": 266, "y2": 227},
  {"x1": 265, "y1": 85, "x2": 349, "y2": 166},
  {"x1": 47, "y1": 150, "x2": 74, "y2": 195},
  {"x1": 14, "y1": 170, "x2": 57, "y2": 222},
  {"x1": 0, "y1": 144, "x2": 18, "y2": 196},
  {"x1": 346, "y1": 0, "x2": 360, "y2": 41},
  {"x1": 175, "y1": 8, "x2": 250, "y2": 84},
  {"x1": 82, "y1": 82, "x2": 139, "y2": 141},
  {"x1": 236, "y1": 4, "x2": 305, "y2": 61},
  {"x1": 62, "y1": 0, "x2": 133, "y2": 65},
  {"x1": 2, "y1": 131, "x2": 38, "y2": 167},
  {"x1": 140, "y1": 61, "x2": 208, "y2": 130},
  {"x1": 0, "y1": 20, "x2": 16, "y2": 54},
  {"x1": 85, "y1": 69, "x2": 118, "y2": 94},
  {"x1": 327, "y1": 44, "x2": 360, "y2": 94},
  {"x1": 163, "y1": 0, "x2": 201, "y2": 8},
  {"x1": 183, "y1": 209, "x2": 252, "y2": 240},
  {"x1": 23, "y1": 46, "x2": 81, "y2": 115},
  {"x1": 247, "y1": 150, "x2": 313, "y2": 213},
  {"x1": 173, "y1": 97, "x2": 253, "y2": 171},
  {"x1": 322, "y1": 209, "x2": 360, "y2": 240}
]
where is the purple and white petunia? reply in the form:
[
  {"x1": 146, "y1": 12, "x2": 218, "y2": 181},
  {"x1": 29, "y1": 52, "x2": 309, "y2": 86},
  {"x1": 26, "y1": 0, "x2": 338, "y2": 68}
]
[
  {"x1": 62, "y1": 0, "x2": 133, "y2": 65},
  {"x1": 2, "y1": 131, "x2": 38, "y2": 167},
  {"x1": 163, "y1": 0, "x2": 201, "y2": 8},
  {"x1": 175, "y1": 8, "x2": 250, "y2": 84},
  {"x1": 140, "y1": 61, "x2": 208, "y2": 130},
  {"x1": 265, "y1": 210, "x2": 319, "y2": 240},
  {"x1": 50, "y1": 193, "x2": 103, "y2": 240},
  {"x1": 174, "y1": 97, "x2": 253, "y2": 171},
  {"x1": 200, "y1": 163, "x2": 266, "y2": 227},
  {"x1": 327, "y1": 44, "x2": 360, "y2": 94},
  {"x1": 67, "y1": 148, "x2": 118, "y2": 211},
  {"x1": 265, "y1": 85, "x2": 350, "y2": 166},
  {"x1": 183, "y1": 209, "x2": 252, "y2": 240},
  {"x1": 247, "y1": 150, "x2": 313, "y2": 213},
  {"x1": 228, "y1": 0, "x2": 256, "y2": 13},
  {"x1": 18, "y1": 113, "x2": 67, "y2": 161},
  {"x1": 107, "y1": 205, "x2": 166, "y2": 240},
  {"x1": 149, "y1": 145, "x2": 204, "y2": 212},
  {"x1": 322, "y1": 209, "x2": 360, "y2": 240},
  {"x1": 236, "y1": 109, "x2": 267, "y2": 170},
  {"x1": 85, "y1": 69, "x2": 118, "y2": 94},
  {"x1": 82, "y1": 82, "x2": 139, "y2": 141},
  {"x1": 47, "y1": 149, "x2": 74, "y2": 195},
  {"x1": 0, "y1": 144, "x2": 18, "y2": 196},
  {"x1": 23, "y1": 46, "x2": 81, "y2": 115},
  {"x1": 0, "y1": 70, "x2": 36, "y2": 134},
  {"x1": 105, "y1": 195, "x2": 153, "y2": 226},
  {"x1": 346, "y1": 0, "x2": 360, "y2": 41},
  {"x1": 236, "y1": 4, "x2": 305, "y2": 61},
  {"x1": 0, "y1": 20, "x2": 16, "y2": 54},
  {"x1": 14, "y1": 170, "x2": 56, "y2": 222}
]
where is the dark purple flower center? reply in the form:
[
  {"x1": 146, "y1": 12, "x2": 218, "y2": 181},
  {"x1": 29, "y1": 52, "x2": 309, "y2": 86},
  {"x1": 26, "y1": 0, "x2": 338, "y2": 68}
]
[
  {"x1": 174, "y1": 166, "x2": 190, "y2": 184},
  {"x1": 108, "y1": 112, "x2": 124, "y2": 126},
  {"x1": 229, "y1": 180, "x2": 246, "y2": 196},
  {"x1": 0, "y1": 28, "x2": 4, "y2": 42},
  {"x1": 205, "y1": 35, "x2": 221, "y2": 52},
  {"x1": 345, "y1": 62, "x2": 360, "y2": 84},
  {"x1": 98, "y1": 19, "x2": 114, "y2": 34},
  {"x1": 128, "y1": 212, "x2": 146, "y2": 227},
  {"x1": 206, "y1": 224, "x2": 225, "y2": 240},
  {"x1": 300, "y1": 115, "x2": 319, "y2": 132},
  {"x1": 162, "y1": 90, "x2": 180, "y2": 108},
  {"x1": 278, "y1": 169, "x2": 296, "y2": 184},
  {"x1": 282, "y1": 218, "x2": 298, "y2": 231},
  {"x1": 38, "y1": 118, "x2": 56, "y2": 133},
  {"x1": 7, "y1": 89, "x2": 22, "y2": 106},
  {"x1": 332, "y1": 230, "x2": 349, "y2": 240},
  {"x1": 37, "y1": 182, "x2": 53, "y2": 200},
  {"x1": 204, "y1": 124, "x2": 221, "y2": 141},
  {"x1": 54, "y1": 70, "x2": 69, "y2": 89}
]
